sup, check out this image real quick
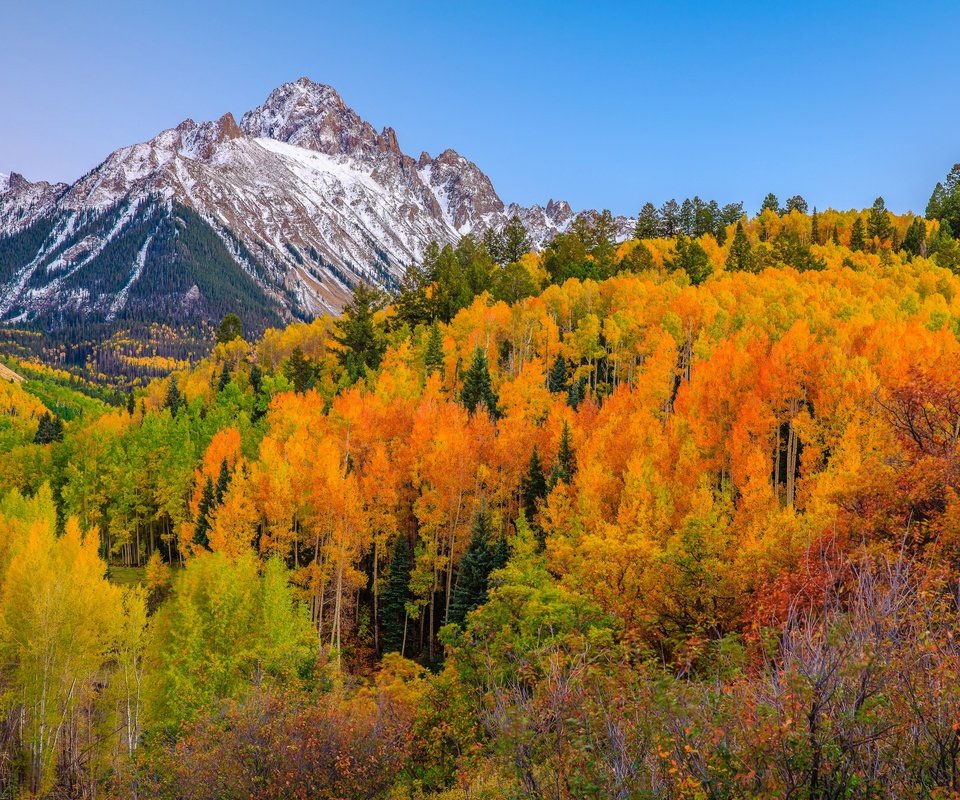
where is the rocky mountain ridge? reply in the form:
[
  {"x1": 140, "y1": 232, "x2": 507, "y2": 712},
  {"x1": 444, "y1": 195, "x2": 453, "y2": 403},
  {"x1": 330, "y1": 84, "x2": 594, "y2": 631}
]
[{"x1": 0, "y1": 78, "x2": 634, "y2": 331}]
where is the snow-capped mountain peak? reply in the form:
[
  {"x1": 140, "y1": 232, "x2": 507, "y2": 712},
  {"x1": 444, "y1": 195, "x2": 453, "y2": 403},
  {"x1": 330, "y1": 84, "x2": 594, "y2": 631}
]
[{"x1": 0, "y1": 78, "x2": 629, "y2": 332}]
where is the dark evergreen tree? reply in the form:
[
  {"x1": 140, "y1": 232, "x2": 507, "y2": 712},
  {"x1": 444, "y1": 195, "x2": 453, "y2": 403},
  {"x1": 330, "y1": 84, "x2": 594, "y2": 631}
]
[
  {"x1": 634, "y1": 202, "x2": 660, "y2": 239},
  {"x1": 335, "y1": 283, "x2": 387, "y2": 382},
  {"x1": 394, "y1": 258, "x2": 437, "y2": 328},
  {"x1": 725, "y1": 222, "x2": 754, "y2": 273},
  {"x1": 867, "y1": 196, "x2": 893, "y2": 242},
  {"x1": 927, "y1": 164, "x2": 960, "y2": 236},
  {"x1": 215, "y1": 459, "x2": 231, "y2": 504},
  {"x1": 33, "y1": 412, "x2": 64, "y2": 445},
  {"x1": 164, "y1": 376, "x2": 183, "y2": 415},
  {"x1": 126, "y1": 391, "x2": 135, "y2": 416},
  {"x1": 720, "y1": 202, "x2": 745, "y2": 228},
  {"x1": 672, "y1": 234, "x2": 712, "y2": 285},
  {"x1": 522, "y1": 446, "x2": 548, "y2": 522},
  {"x1": 658, "y1": 199, "x2": 680, "y2": 236},
  {"x1": 548, "y1": 354, "x2": 568, "y2": 393},
  {"x1": 217, "y1": 362, "x2": 231, "y2": 392},
  {"x1": 850, "y1": 217, "x2": 867, "y2": 251},
  {"x1": 424, "y1": 322, "x2": 445, "y2": 376},
  {"x1": 460, "y1": 348, "x2": 499, "y2": 418},
  {"x1": 249, "y1": 363, "x2": 263, "y2": 395},
  {"x1": 194, "y1": 477, "x2": 215, "y2": 549},
  {"x1": 216, "y1": 313, "x2": 244, "y2": 344},
  {"x1": 283, "y1": 346, "x2": 315, "y2": 393},
  {"x1": 811, "y1": 208, "x2": 821, "y2": 245},
  {"x1": 568, "y1": 376, "x2": 587, "y2": 409},
  {"x1": 448, "y1": 509, "x2": 498, "y2": 627},
  {"x1": 760, "y1": 193, "x2": 782, "y2": 215},
  {"x1": 482, "y1": 227, "x2": 506, "y2": 265},
  {"x1": 500, "y1": 215, "x2": 531, "y2": 264},
  {"x1": 901, "y1": 217, "x2": 928, "y2": 258},
  {"x1": 935, "y1": 223, "x2": 960, "y2": 273},
  {"x1": 380, "y1": 535, "x2": 413, "y2": 653},
  {"x1": 679, "y1": 198, "x2": 695, "y2": 235},
  {"x1": 784, "y1": 195, "x2": 808, "y2": 215}
]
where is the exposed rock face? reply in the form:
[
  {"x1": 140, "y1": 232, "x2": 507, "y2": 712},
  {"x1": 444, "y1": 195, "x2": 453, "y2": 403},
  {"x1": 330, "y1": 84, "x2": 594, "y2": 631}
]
[
  {"x1": 418, "y1": 148, "x2": 505, "y2": 235},
  {"x1": 0, "y1": 78, "x2": 634, "y2": 328}
]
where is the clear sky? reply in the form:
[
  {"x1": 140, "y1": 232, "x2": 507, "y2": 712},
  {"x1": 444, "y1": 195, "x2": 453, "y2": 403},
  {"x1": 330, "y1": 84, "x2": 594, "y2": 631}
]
[{"x1": 2, "y1": 0, "x2": 959, "y2": 215}]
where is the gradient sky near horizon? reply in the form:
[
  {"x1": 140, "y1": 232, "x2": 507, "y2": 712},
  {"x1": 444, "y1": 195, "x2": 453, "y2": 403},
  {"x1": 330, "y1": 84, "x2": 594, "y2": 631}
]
[{"x1": 2, "y1": 0, "x2": 959, "y2": 215}]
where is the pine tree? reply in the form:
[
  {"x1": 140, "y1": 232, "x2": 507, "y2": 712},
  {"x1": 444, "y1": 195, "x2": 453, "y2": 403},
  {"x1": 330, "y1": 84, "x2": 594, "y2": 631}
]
[
  {"x1": 195, "y1": 477, "x2": 215, "y2": 549},
  {"x1": 215, "y1": 459, "x2": 231, "y2": 504},
  {"x1": 217, "y1": 362, "x2": 231, "y2": 392},
  {"x1": 672, "y1": 234, "x2": 712, "y2": 285},
  {"x1": 448, "y1": 510, "x2": 498, "y2": 627},
  {"x1": 380, "y1": 535, "x2": 413, "y2": 653},
  {"x1": 550, "y1": 422, "x2": 576, "y2": 487},
  {"x1": 33, "y1": 412, "x2": 64, "y2": 445},
  {"x1": 634, "y1": 202, "x2": 660, "y2": 239},
  {"x1": 500, "y1": 215, "x2": 531, "y2": 264},
  {"x1": 126, "y1": 391, "x2": 135, "y2": 416},
  {"x1": 936, "y1": 223, "x2": 960, "y2": 273},
  {"x1": 902, "y1": 217, "x2": 928, "y2": 257},
  {"x1": 850, "y1": 217, "x2": 866, "y2": 251},
  {"x1": 867, "y1": 196, "x2": 893, "y2": 242},
  {"x1": 785, "y1": 195, "x2": 808, "y2": 214},
  {"x1": 460, "y1": 348, "x2": 499, "y2": 418},
  {"x1": 249, "y1": 364, "x2": 263, "y2": 395},
  {"x1": 658, "y1": 199, "x2": 680, "y2": 236},
  {"x1": 283, "y1": 346, "x2": 314, "y2": 393},
  {"x1": 164, "y1": 377, "x2": 183, "y2": 415},
  {"x1": 725, "y1": 221, "x2": 754, "y2": 273},
  {"x1": 568, "y1": 376, "x2": 587, "y2": 409},
  {"x1": 760, "y1": 192, "x2": 781, "y2": 215},
  {"x1": 216, "y1": 313, "x2": 243, "y2": 344},
  {"x1": 335, "y1": 283, "x2": 387, "y2": 382},
  {"x1": 811, "y1": 207, "x2": 820, "y2": 245},
  {"x1": 424, "y1": 322, "x2": 445, "y2": 376},
  {"x1": 522, "y1": 446, "x2": 547, "y2": 522},
  {"x1": 548, "y1": 354, "x2": 568, "y2": 393}
]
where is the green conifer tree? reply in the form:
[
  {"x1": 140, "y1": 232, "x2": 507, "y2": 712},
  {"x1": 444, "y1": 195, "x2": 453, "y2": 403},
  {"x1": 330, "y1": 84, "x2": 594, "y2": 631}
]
[
  {"x1": 217, "y1": 362, "x2": 231, "y2": 392},
  {"x1": 449, "y1": 509, "x2": 497, "y2": 627},
  {"x1": 549, "y1": 422, "x2": 576, "y2": 487},
  {"x1": 460, "y1": 348, "x2": 499, "y2": 418},
  {"x1": 548, "y1": 354, "x2": 568, "y2": 393},
  {"x1": 283, "y1": 346, "x2": 314, "y2": 394},
  {"x1": 634, "y1": 202, "x2": 660, "y2": 239},
  {"x1": 522, "y1": 447, "x2": 547, "y2": 522},
  {"x1": 164, "y1": 377, "x2": 183, "y2": 415},
  {"x1": 194, "y1": 477, "x2": 215, "y2": 549},
  {"x1": 215, "y1": 459, "x2": 231, "y2": 504},
  {"x1": 850, "y1": 217, "x2": 867, "y2": 251},
  {"x1": 380, "y1": 535, "x2": 413, "y2": 654},
  {"x1": 725, "y1": 221, "x2": 754, "y2": 273},
  {"x1": 424, "y1": 322, "x2": 445, "y2": 376}
]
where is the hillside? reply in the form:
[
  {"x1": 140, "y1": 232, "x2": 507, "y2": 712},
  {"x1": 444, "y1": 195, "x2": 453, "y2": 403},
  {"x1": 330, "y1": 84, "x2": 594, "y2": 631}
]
[{"x1": 3, "y1": 185, "x2": 960, "y2": 795}]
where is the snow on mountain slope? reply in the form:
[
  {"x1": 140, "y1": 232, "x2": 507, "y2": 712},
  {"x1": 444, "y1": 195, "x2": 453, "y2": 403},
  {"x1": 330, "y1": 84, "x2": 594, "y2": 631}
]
[{"x1": 0, "y1": 78, "x2": 634, "y2": 329}]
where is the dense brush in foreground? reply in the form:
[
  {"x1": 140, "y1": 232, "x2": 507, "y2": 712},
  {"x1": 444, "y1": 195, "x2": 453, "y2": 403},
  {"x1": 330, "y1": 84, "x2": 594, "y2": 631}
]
[{"x1": 3, "y1": 200, "x2": 960, "y2": 797}]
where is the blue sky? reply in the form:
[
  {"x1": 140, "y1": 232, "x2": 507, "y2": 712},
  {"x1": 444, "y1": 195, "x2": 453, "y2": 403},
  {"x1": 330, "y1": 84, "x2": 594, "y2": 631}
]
[{"x1": 2, "y1": 0, "x2": 959, "y2": 215}]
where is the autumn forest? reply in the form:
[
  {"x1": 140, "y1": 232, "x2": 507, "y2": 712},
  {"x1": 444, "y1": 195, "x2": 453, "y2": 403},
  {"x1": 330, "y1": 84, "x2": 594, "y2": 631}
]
[{"x1": 4, "y1": 169, "x2": 960, "y2": 799}]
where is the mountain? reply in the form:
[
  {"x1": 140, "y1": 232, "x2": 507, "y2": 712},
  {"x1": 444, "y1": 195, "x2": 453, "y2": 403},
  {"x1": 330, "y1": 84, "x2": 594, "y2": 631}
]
[{"x1": 0, "y1": 78, "x2": 633, "y2": 336}]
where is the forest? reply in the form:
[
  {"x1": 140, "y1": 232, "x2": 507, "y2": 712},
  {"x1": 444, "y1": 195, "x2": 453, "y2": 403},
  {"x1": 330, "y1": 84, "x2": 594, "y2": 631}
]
[{"x1": 2, "y1": 166, "x2": 960, "y2": 798}]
